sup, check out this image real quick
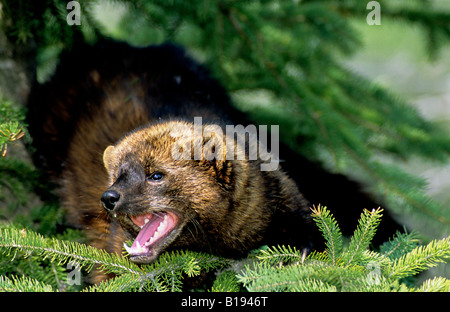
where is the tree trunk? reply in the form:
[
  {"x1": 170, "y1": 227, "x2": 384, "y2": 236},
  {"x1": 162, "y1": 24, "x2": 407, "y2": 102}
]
[{"x1": 0, "y1": 13, "x2": 36, "y2": 107}]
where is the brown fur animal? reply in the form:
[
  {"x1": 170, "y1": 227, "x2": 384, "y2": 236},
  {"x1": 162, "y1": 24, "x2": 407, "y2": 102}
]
[
  {"x1": 27, "y1": 40, "x2": 319, "y2": 280},
  {"x1": 100, "y1": 120, "x2": 311, "y2": 264}
]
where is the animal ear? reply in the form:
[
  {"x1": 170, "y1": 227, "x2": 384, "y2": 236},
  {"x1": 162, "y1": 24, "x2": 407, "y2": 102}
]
[{"x1": 103, "y1": 145, "x2": 115, "y2": 174}]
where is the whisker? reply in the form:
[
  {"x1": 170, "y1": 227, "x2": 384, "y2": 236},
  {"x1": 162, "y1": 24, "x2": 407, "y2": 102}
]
[{"x1": 186, "y1": 215, "x2": 212, "y2": 253}]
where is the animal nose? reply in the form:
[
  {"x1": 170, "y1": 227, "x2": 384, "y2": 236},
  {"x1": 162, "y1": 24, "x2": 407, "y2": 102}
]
[{"x1": 101, "y1": 190, "x2": 121, "y2": 211}]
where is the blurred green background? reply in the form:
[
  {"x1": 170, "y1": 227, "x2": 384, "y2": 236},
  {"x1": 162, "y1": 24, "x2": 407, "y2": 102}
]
[
  {"x1": 347, "y1": 8, "x2": 450, "y2": 280},
  {"x1": 346, "y1": 17, "x2": 450, "y2": 239}
]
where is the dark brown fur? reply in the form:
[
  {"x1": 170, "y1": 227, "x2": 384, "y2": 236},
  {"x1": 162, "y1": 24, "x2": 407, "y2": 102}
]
[{"x1": 101, "y1": 121, "x2": 312, "y2": 260}]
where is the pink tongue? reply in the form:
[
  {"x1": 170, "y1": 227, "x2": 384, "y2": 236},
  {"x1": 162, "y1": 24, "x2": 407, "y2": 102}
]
[{"x1": 131, "y1": 213, "x2": 164, "y2": 249}]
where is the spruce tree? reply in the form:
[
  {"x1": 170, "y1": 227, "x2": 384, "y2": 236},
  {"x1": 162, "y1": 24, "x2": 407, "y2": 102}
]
[
  {"x1": 0, "y1": 206, "x2": 449, "y2": 292},
  {"x1": 0, "y1": 0, "x2": 449, "y2": 291}
]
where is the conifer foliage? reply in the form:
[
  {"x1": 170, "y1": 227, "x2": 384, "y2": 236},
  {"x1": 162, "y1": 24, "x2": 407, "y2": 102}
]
[
  {"x1": 0, "y1": 0, "x2": 450, "y2": 292},
  {"x1": 238, "y1": 206, "x2": 450, "y2": 292},
  {"x1": 0, "y1": 206, "x2": 449, "y2": 292}
]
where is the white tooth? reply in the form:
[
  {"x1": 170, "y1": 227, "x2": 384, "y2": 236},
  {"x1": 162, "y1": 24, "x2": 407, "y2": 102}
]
[
  {"x1": 158, "y1": 221, "x2": 167, "y2": 233},
  {"x1": 158, "y1": 218, "x2": 167, "y2": 229},
  {"x1": 144, "y1": 218, "x2": 150, "y2": 224},
  {"x1": 123, "y1": 242, "x2": 133, "y2": 254},
  {"x1": 140, "y1": 225, "x2": 143, "y2": 229}
]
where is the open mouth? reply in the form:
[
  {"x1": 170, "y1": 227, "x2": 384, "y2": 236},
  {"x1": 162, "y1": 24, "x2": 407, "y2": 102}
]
[{"x1": 122, "y1": 211, "x2": 179, "y2": 262}]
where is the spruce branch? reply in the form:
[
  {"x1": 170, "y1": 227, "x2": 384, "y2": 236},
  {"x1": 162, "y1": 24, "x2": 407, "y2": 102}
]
[
  {"x1": 311, "y1": 205, "x2": 343, "y2": 264},
  {"x1": 239, "y1": 206, "x2": 450, "y2": 292},
  {"x1": 344, "y1": 208, "x2": 383, "y2": 265},
  {"x1": 387, "y1": 236, "x2": 450, "y2": 279},
  {"x1": 414, "y1": 277, "x2": 450, "y2": 292},
  {"x1": 83, "y1": 273, "x2": 146, "y2": 292},
  {"x1": 0, "y1": 121, "x2": 25, "y2": 156},
  {"x1": 210, "y1": 270, "x2": 241, "y2": 292},
  {"x1": 238, "y1": 261, "x2": 318, "y2": 292},
  {"x1": 0, "y1": 98, "x2": 26, "y2": 156},
  {"x1": 256, "y1": 245, "x2": 307, "y2": 267},
  {"x1": 0, "y1": 225, "x2": 145, "y2": 276},
  {"x1": 380, "y1": 230, "x2": 421, "y2": 260},
  {"x1": 0, "y1": 225, "x2": 231, "y2": 292},
  {"x1": 0, "y1": 275, "x2": 55, "y2": 292}
]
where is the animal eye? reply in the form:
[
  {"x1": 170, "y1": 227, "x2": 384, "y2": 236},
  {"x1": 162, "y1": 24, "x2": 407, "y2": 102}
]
[{"x1": 147, "y1": 172, "x2": 164, "y2": 181}]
